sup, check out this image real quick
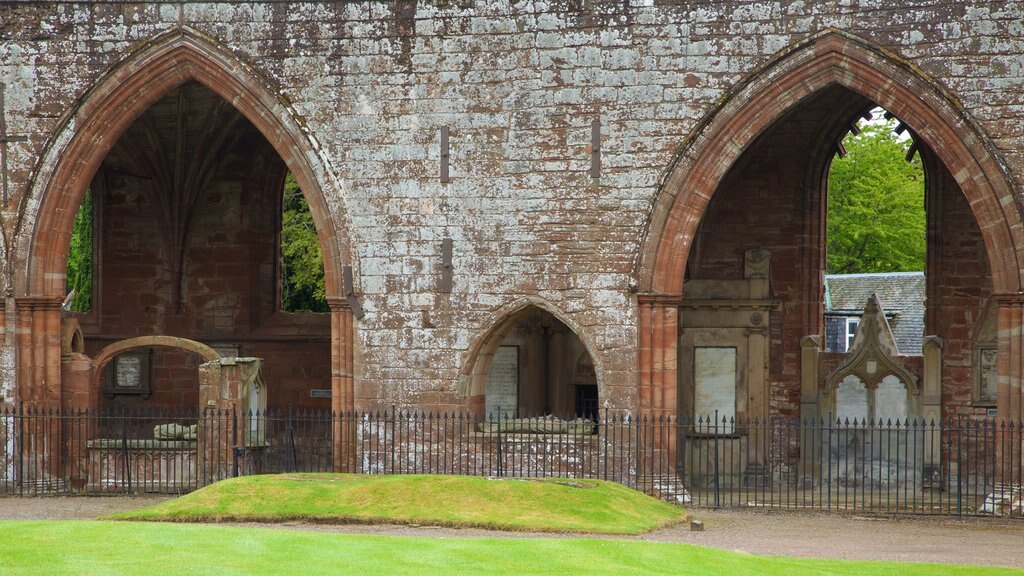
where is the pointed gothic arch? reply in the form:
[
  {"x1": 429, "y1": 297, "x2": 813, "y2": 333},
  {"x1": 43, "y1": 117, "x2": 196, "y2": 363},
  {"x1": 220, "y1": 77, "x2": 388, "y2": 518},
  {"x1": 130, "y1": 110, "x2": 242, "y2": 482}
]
[
  {"x1": 459, "y1": 298, "x2": 604, "y2": 418},
  {"x1": 20, "y1": 27, "x2": 351, "y2": 299},
  {"x1": 639, "y1": 29, "x2": 1022, "y2": 297},
  {"x1": 15, "y1": 28, "x2": 357, "y2": 421},
  {"x1": 636, "y1": 30, "x2": 1024, "y2": 421}
]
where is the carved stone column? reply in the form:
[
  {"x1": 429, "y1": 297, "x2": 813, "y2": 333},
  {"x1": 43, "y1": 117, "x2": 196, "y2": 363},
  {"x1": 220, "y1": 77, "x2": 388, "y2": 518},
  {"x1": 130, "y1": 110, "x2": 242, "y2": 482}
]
[
  {"x1": 15, "y1": 297, "x2": 64, "y2": 407},
  {"x1": 996, "y1": 296, "x2": 1024, "y2": 420},
  {"x1": 994, "y1": 295, "x2": 1024, "y2": 484},
  {"x1": 13, "y1": 297, "x2": 63, "y2": 485},
  {"x1": 637, "y1": 294, "x2": 679, "y2": 418},
  {"x1": 328, "y1": 298, "x2": 355, "y2": 472}
]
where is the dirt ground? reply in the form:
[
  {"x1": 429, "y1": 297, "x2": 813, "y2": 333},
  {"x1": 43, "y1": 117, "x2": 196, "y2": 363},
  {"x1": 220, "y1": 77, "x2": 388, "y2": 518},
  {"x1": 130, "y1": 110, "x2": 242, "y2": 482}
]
[{"x1": 2, "y1": 496, "x2": 1023, "y2": 569}]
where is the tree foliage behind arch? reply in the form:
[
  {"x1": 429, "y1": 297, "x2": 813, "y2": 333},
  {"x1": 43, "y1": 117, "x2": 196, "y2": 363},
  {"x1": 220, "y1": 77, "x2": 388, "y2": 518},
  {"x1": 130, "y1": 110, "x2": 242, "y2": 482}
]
[
  {"x1": 65, "y1": 191, "x2": 93, "y2": 312},
  {"x1": 827, "y1": 118, "x2": 926, "y2": 275},
  {"x1": 281, "y1": 173, "x2": 328, "y2": 312}
]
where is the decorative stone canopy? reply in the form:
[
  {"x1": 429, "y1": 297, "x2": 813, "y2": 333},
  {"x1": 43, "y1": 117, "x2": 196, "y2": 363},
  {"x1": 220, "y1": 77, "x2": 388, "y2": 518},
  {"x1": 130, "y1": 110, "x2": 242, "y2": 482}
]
[{"x1": 825, "y1": 293, "x2": 919, "y2": 397}]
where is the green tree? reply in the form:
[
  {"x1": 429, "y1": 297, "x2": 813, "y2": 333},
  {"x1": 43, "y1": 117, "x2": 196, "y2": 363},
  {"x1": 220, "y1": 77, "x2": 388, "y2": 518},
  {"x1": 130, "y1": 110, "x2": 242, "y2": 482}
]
[
  {"x1": 281, "y1": 173, "x2": 328, "y2": 312},
  {"x1": 827, "y1": 119, "x2": 925, "y2": 274},
  {"x1": 65, "y1": 191, "x2": 93, "y2": 312}
]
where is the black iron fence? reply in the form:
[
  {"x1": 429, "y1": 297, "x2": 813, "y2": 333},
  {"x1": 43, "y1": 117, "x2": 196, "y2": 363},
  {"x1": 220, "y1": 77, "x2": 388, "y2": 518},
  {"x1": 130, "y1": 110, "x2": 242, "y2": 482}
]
[{"x1": 1, "y1": 405, "x2": 1022, "y2": 518}]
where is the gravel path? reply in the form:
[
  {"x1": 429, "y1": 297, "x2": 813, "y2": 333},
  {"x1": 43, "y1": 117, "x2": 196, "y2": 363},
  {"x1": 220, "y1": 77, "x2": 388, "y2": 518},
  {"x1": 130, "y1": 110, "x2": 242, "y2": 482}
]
[{"x1": 2, "y1": 497, "x2": 1023, "y2": 569}]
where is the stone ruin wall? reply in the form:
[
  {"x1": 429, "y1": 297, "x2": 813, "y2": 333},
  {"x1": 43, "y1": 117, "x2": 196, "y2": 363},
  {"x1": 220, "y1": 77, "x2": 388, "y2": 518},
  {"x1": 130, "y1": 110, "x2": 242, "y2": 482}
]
[{"x1": 0, "y1": 1, "x2": 1021, "y2": 416}]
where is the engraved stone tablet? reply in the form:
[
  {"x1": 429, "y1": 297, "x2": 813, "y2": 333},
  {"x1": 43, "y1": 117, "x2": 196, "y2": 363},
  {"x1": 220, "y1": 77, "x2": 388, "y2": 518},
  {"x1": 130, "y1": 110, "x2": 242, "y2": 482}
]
[
  {"x1": 694, "y1": 347, "x2": 736, "y2": 434},
  {"x1": 875, "y1": 375, "x2": 907, "y2": 425},
  {"x1": 836, "y1": 374, "x2": 868, "y2": 425},
  {"x1": 115, "y1": 355, "x2": 142, "y2": 388},
  {"x1": 485, "y1": 346, "x2": 519, "y2": 419},
  {"x1": 979, "y1": 348, "x2": 998, "y2": 404}
]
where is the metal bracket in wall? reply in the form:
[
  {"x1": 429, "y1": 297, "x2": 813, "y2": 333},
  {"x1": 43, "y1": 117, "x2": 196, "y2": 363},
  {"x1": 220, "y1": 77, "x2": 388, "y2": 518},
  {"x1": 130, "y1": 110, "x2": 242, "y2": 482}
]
[
  {"x1": 440, "y1": 126, "x2": 450, "y2": 183},
  {"x1": 440, "y1": 237, "x2": 453, "y2": 293},
  {"x1": 591, "y1": 118, "x2": 601, "y2": 179},
  {"x1": 343, "y1": 266, "x2": 365, "y2": 319}
]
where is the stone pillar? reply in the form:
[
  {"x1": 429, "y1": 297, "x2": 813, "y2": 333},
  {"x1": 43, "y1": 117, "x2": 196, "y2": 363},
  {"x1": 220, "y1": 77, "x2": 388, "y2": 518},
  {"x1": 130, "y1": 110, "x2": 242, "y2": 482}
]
[
  {"x1": 921, "y1": 336, "x2": 943, "y2": 480},
  {"x1": 799, "y1": 336, "x2": 820, "y2": 474},
  {"x1": 196, "y1": 357, "x2": 261, "y2": 485},
  {"x1": 14, "y1": 297, "x2": 64, "y2": 485},
  {"x1": 546, "y1": 328, "x2": 565, "y2": 416},
  {"x1": 637, "y1": 294, "x2": 680, "y2": 496},
  {"x1": 994, "y1": 296, "x2": 1023, "y2": 486},
  {"x1": 996, "y1": 297, "x2": 1024, "y2": 420},
  {"x1": 637, "y1": 294, "x2": 679, "y2": 418},
  {"x1": 328, "y1": 299, "x2": 355, "y2": 472},
  {"x1": 15, "y1": 297, "x2": 63, "y2": 407}
]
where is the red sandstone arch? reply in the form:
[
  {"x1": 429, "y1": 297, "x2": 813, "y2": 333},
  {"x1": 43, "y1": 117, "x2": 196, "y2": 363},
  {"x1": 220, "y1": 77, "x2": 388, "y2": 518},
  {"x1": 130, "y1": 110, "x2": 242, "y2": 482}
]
[
  {"x1": 16, "y1": 28, "x2": 357, "y2": 419},
  {"x1": 639, "y1": 29, "x2": 1023, "y2": 297},
  {"x1": 460, "y1": 298, "x2": 604, "y2": 414},
  {"x1": 89, "y1": 335, "x2": 221, "y2": 391},
  {"x1": 20, "y1": 27, "x2": 350, "y2": 298}
]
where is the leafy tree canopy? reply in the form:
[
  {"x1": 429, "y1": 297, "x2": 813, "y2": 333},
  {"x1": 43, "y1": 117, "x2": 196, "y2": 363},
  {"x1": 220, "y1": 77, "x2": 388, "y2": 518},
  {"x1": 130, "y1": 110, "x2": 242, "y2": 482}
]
[
  {"x1": 826, "y1": 116, "x2": 925, "y2": 275},
  {"x1": 281, "y1": 173, "x2": 328, "y2": 312},
  {"x1": 65, "y1": 191, "x2": 93, "y2": 312}
]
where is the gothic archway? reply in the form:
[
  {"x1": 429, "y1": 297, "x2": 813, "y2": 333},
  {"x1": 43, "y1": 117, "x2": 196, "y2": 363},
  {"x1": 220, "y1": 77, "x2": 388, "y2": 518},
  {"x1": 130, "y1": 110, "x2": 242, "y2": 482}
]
[
  {"x1": 637, "y1": 30, "x2": 1024, "y2": 420},
  {"x1": 460, "y1": 299, "x2": 604, "y2": 419},
  {"x1": 16, "y1": 29, "x2": 356, "y2": 420}
]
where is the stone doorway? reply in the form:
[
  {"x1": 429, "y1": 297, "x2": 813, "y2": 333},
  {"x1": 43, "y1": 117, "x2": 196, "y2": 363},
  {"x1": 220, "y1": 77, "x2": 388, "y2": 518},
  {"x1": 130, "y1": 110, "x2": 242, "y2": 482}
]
[{"x1": 465, "y1": 306, "x2": 601, "y2": 420}]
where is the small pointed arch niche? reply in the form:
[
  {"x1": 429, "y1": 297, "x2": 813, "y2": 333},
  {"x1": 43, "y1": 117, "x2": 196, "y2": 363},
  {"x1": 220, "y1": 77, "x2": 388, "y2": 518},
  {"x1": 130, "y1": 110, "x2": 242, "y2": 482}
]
[{"x1": 462, "y1": 303, "x2": 602, "y2": 420}]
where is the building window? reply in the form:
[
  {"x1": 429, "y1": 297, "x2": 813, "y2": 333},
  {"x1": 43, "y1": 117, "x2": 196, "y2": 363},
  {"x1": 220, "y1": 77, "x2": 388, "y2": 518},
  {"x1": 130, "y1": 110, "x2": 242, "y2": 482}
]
[{"x1": 844, "y1": 317, "x2": 860, "y2": 352}]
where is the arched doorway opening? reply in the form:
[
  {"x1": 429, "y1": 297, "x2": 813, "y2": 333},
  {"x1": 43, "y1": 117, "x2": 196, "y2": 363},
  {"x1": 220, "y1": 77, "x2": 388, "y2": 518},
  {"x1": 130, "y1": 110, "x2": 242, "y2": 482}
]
[
  {"x1": 639, "y1": 31, "x2": 1022, "y2": 423},
  {"x1": 464, "y1": 304, "x2": 601, "y2": 420},
  {"x1": 19, "y1": 31, "x2": 354, "y2": 419}
]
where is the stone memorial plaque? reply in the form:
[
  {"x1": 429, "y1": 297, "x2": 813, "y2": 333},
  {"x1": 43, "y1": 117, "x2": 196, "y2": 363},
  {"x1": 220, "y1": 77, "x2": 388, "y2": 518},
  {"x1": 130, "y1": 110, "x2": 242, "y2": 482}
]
[
  {"x1": 115, "y1": 355, "x2": 141, "y2": 389},
  {"x1": 979, "y1": 348, "x2": 998, "y2": 404},
  {"x1": 486, "y1": 346, "x2": 518, "y2": 419},
  {"x1": 836, "y1": 374, "x2": 868, "y2": 425},
  {"x1": 875, "y1": 375, "x2": 907, "y2": 425},
  {"x1": 694, "y1": 347, "x2": 736, "y2": 434}
]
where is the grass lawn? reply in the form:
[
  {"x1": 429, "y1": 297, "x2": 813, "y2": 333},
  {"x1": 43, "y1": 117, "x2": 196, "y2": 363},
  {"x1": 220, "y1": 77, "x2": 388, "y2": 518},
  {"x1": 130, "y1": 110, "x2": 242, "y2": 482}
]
[
  {"x1": 107, "y1": 473, "x2": 685, "y2": 534},
  {"x1": 1, "y1": 520, "x2": 1020, "y2": 576}
]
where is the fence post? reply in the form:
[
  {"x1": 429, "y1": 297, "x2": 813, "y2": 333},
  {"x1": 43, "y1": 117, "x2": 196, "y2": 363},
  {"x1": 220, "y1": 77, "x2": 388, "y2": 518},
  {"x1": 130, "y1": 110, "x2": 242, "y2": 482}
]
[
  {"x1": 286, "y1": 404, "x2": 297, "y2": 473},
  {"x1": 17, "y1": 403, "x2": 23, "y2": 496},
  {"x1": 496, "y1": 413, "x2": 504, "y2": 478},
  {"x1": 232, "y1": 405, "x2": 239, "y2": 478},
  {"x1": 956, "y1": 417, "x2": 963, "y2": 519},
  {"x1": 119, "y1": 402, "x2": 131, "y2": 495},
  {"x1": 389, "y1": 405, "x2": 396, "y2": 474},
  {"x1": 713, "y1": 410, "x2": 720, "y2": 509}
]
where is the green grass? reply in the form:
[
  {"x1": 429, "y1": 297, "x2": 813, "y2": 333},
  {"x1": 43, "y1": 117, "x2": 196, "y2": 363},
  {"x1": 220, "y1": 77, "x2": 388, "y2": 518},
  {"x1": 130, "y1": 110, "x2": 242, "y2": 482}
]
[
  {"x1": 107, "y1": 474, "x2": 686, "y2": 534},
  {"x1": 0, "y1": 520, "x2": 1019, "y2": 576}
]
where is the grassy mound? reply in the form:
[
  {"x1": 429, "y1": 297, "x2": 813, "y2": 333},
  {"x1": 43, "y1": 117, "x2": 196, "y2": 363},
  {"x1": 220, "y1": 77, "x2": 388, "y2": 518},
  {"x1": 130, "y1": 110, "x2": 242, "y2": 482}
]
[{"x1": 106, "y1": 473, "x2": 686, "y2": 534}]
